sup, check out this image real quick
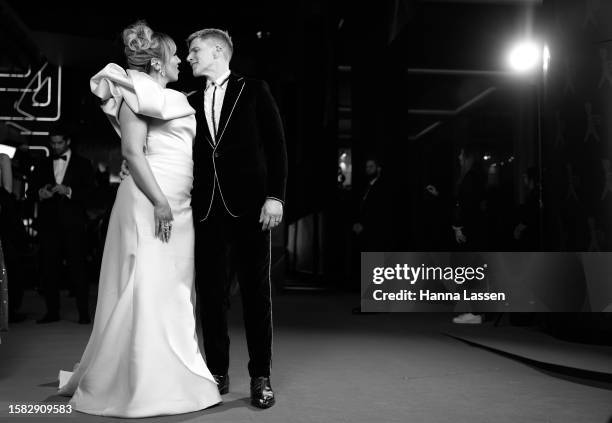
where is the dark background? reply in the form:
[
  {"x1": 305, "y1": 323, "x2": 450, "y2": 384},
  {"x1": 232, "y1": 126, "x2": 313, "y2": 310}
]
[{"x1": 2, "y1": 0, "x2": 612, "y2": 285}]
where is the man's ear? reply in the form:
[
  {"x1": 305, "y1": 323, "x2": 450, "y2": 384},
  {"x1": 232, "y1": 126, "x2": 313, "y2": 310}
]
[{"x1": 213, "y1": 45, "x2": 223, "y2": 59}]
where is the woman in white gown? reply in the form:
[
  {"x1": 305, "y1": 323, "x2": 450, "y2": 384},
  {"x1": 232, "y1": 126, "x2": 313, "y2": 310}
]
[{"x1": 57, "y1": 21, "x2": 221, "y2": 417}]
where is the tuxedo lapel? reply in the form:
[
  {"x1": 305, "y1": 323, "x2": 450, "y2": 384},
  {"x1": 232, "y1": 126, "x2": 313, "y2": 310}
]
[
  {"x1": 62, "y1": 157, "x2": 74, "y2": 186},
  {"x1": 47, "y1": 158, "x2": 55, "y2": 183},
  {"x1": 194, "y1": 88, "x2": 214, "y2": 148},
  {"x1": 216, "y1": 73, "x2": 245, "y2": 146}
]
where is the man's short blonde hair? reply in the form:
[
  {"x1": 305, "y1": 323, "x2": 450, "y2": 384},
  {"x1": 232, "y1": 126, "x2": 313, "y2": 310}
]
[{"x1": 187, "y1": 28, "x2": 233, "y2": 61}]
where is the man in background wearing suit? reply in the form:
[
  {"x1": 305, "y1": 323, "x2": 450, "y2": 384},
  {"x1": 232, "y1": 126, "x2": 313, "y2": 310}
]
[
  {"x1": 187, "y1": 28, "x2": 288, "y2": 409},
  {"x1": 29, "y1": 128, "x2": 94, "y2": 324},
  {"x1": 353, "y1": 158, "x2": 391, "y2": 251}
]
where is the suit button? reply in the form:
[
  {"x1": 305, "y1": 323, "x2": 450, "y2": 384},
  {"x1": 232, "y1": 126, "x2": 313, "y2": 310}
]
[{"x1": 214, "y1": 152, "x2": 220, "y2": 158}]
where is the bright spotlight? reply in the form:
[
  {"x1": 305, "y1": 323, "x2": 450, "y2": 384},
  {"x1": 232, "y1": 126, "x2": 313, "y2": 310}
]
[
  {"x1": 542, "y1": 45, "x2": 551, "y2": 73},
  {"x1": 508, "y1": 41, "x2": 540, "y2": 72}
]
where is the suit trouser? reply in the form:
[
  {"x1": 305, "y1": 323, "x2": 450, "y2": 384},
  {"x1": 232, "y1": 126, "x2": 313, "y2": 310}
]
[
  {"x1": 195, "y1": 193, "x2": 272, "y2": 378},
  {"x1": 39, "y1": 222, "x2": 89, "y2": 317}
]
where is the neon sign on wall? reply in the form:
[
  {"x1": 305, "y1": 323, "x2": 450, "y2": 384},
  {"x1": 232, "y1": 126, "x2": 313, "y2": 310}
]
[{"x1": 0, "y1": 62, "x2": 62, "y2": 136}]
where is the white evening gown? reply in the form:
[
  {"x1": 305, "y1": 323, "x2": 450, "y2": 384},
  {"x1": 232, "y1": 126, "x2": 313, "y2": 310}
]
[{"x1": 57, "y1": 63, "x2": 221, "y2": 417}]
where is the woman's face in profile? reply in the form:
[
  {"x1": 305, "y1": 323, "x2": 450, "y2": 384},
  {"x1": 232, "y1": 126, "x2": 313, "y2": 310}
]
[{"x1": 164, "y1": 54, "x2": 181, "y2": 83}]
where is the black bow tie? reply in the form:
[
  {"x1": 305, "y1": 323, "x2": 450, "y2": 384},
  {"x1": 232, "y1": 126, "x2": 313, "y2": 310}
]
[{"x1": 53, "y1": 155, "x2": 67, "y2": 161}]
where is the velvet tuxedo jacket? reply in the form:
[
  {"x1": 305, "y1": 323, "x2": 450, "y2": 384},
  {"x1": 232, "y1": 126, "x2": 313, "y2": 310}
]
[{"x1": 188, "y1": 72, "x2": 288, "y2": 221}]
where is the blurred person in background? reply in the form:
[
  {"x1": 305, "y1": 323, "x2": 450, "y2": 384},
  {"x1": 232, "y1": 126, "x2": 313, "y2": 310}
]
[
  {"x1": 0, "y1": 154, "x2": 29, "y2": 323},
  {"x1": 451, "y1": 144, "x2": 486, "y2": 324},
  {"x1": 28, "y1": 127, "x2": 94, "y2": 324}
]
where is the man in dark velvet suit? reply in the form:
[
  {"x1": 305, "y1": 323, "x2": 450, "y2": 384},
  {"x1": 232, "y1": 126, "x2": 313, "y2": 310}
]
[
  {"x1": 28, "y1": 129, "x2": 94, "y2": 324},
  {"x1": 186, "y1": 29, "x2": 287, "y2": 409}
]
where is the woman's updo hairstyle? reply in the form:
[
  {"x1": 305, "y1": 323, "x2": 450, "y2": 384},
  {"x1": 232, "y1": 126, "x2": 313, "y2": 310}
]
[{"x1": 122, "y1": 20, "x2": 176, "y2": 73}]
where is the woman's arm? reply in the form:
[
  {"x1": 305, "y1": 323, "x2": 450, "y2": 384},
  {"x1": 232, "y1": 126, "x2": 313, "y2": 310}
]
[
  {"x1": 0, "y1": 154, "x2": 13, "y2": 194},
  {"x1": 118, "y1": 102, "x2": 173, "y2": 241}
]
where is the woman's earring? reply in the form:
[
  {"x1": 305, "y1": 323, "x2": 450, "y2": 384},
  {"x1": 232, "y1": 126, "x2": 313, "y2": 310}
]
[{"x1": 160, "y1": 69, "x2": 166, "y2": 77}]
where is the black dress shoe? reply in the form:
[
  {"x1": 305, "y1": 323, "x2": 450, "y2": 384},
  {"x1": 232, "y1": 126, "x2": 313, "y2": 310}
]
[
  {"x1": 36, "y1": 314, "x2": 60, "y2": 324},
  {"x1": 250, "y1": 377, "x2": 275, "y2": 409},
  {"x1": 213, "y1": 374, "x2": 229, "y2": 395}
]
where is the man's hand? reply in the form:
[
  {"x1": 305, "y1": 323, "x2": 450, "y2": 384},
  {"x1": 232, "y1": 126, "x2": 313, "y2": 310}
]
[
  {"x1": 38, "y1": 184, "x2": 54, "y2": 201},
  {"x1": 259, "y1": 198, "x2": 283, "y2": 231},
  {"x1": 513, "y1": 223, "x2": 526, "y2": 240},
  {"x1": 453, "y1": 226, "x2": 467, "y2": 244},
  {"x1": 51, "y1": 184, "x2": 71, "y2": 197},
  {"x1": 425, "y1": 185, "x2": 439, "y2": 197},
  {"x1": 119, "y1": 159, "x2": 130, "y2": 180}
]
